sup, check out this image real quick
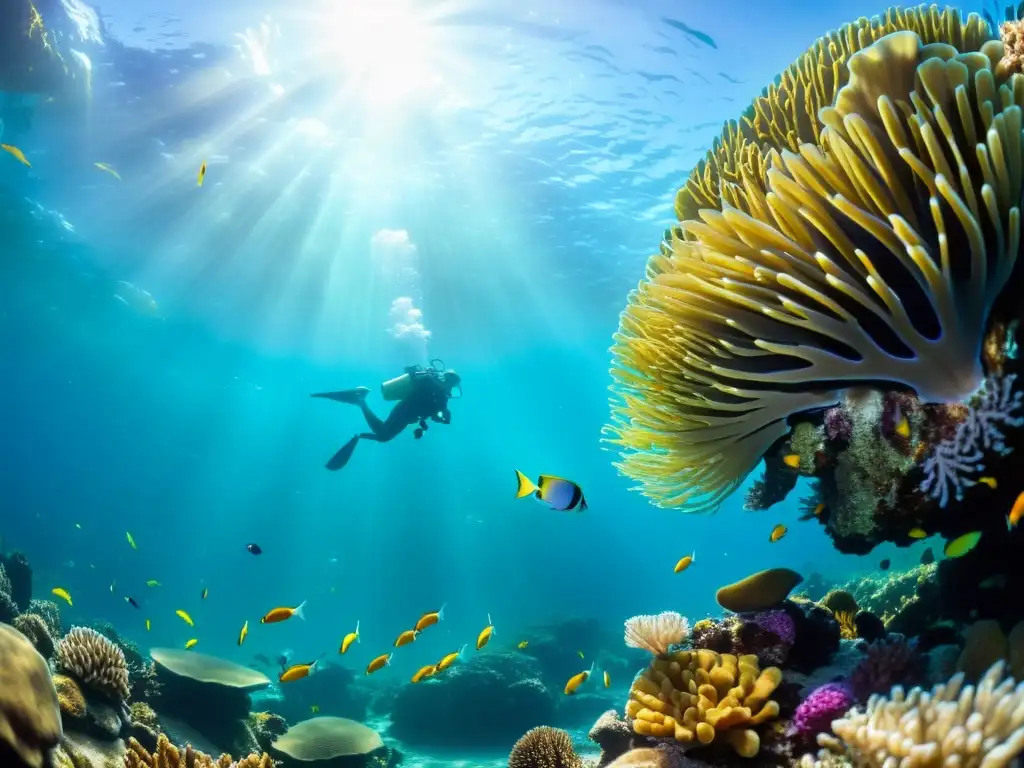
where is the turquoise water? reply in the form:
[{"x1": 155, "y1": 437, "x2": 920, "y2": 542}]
[{"x1": 0, "y1": 0, "x2": 964, "y2": 760}]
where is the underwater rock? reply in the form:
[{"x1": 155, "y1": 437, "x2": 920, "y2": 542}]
[
  {"x1": 0, "y1": 624, "x2": 62, "y2": 768},
  {"x1": 53, "y1": 674, "x2": 127, "y2": 741},
  {"x1": 389, "y1": 651, "x2": 556, "y2": 748},
  {"x1": 0, "y1": 552, "x2": 32, "y2": 612},
  {"x1": 783, "y1": 639, "x2": 863, "y2": 699},
  {"x1": 13, "y1": 613, "x2": 55, "y2": 659},
  {"x1": 26, "y1": 600, "x2": 61, "y2": 639},
  {"x1": 270, "y1": 662, "x2": 369, "y2": 724},
  {"x1": 519, "y1": 617, "x2": 604, "y2": 682},
  {"x1": 716, "y1": 568, "x2": 804, "y2": 613},
  {"x1": 782, "y1": 600, "x2": 840, "y2": 672},
  {"x1": 588, "y1": 710, "x2": 634, "y2": 768},
  {"x1": 852, "y1": 611, "x2": 886, "y2": 644},
  {"x1": 848, "y1": 636, "x2": 923, "y2": 703},
  {"x1": 0, "y1": 563, "x2": 19, "y2": 625},
  {"x1": 57, "y1": 732, "x2": 125, "y2": 768}
]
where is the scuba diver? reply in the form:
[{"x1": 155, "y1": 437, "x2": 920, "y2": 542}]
[{"x1": 312, "y1": 361, "x2": 462, "y2": 471}]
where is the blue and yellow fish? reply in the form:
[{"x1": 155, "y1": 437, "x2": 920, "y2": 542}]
[{"x1": 515, "y1": 470, "x2": 587, "y2": 512}]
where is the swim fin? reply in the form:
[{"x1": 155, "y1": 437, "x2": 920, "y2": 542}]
[
  {"x1": 326, "y1": 437, "x2": 359, "y2": 471},
  {"x1": 311, "y1": 387, "x2": 370, "y2": 405}
]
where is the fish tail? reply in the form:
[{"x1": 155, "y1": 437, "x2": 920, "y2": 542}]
[
  {"x1": 356, "y1": 620, "x2": 361, "y2": 640},
  {"x1": 580, "y1": 497, "x2": 588, "y2": 512},
  {"x1": 1008, "y1": 515, "x2": 1013, "y2": 531},
  {"x1": 439, "y1": 603, "x2": 446, "y2": 620},
  {"x1": 294, "y1": 600, "x2": 307, "y2": 620},
  {"x1": 385, "y1": 654, "x2": 392, "y2": 666},
  {"x1": 459, "y1": 644, "x2": 467, "y2": 655},
  {"x1": 691, "y1": 550, "x2": 696, "y2": 562},
  {"x1": 514, "y1": 470, "x2": 538, "y2": 499}
]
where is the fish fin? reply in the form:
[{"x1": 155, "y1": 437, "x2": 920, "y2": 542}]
[
  {"x1": 294, "y1": 600, "x2": 307, "y2": 620},
  {"x1": 691, "y1": 550, "x2": 696, "y2": 562},
  {"x1": 459, "y1": 644, "x2": 467, "y2": 655},
  {"x1": 326, "y1": 437, "x2": 359, "y2": 471},
  {"x1": 579, "y1": 496, "x2": 588, "y2": 512},
  {"x1": 438, "y1": 603, "x2": 446, "y2": 621},
  {"x1": 386, "y1": 654, "x2": 392, "y2": 666},
  {"x1": 311, "y1": 388, "x2": 368, "y2": 405},
  {"x1": 514, "y1": 470, "x2": 538, "y2": 498},
  {"x1": 356, "y1": 619, "x2": 361, "y2": 640},
  {"x1": 1009, "y1": 515, "x2": 1013, "y2": 531}
]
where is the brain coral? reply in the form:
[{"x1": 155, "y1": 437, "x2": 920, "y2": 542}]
[
  {"x1": 509, "y1": 726, "x2": 584, "y2": 768},
  {"x1": 55, "y1": 626, "x2": 130, "y2": 704},
  {"x1": 605, "y1": 6, "x2": 1022, "y2": 511},
  {"x1": 0, "y1": 624, "x2": 62, "y2": 768}
]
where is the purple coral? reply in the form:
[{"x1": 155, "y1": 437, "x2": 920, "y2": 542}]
[
  {"x1": 919, "y1": 373, "x2": 1023, "y2": 507},
  {"x1": 849, "y1": 636, "x2": 922, "y2": 703},
  {"x1": 787, "y1": 682, "x2": 853, "y2": 743},
  {"x1": 735, "y1": 610, "x2": 795, "y2": 666},
  {"x1": 749, "y1": 610, "x2": 796, "y2": 645},
  {"x1": 824, "y1": 407, "x2": 853, "y2": 442}
]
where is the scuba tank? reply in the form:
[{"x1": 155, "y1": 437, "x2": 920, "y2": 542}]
[{"x1": 380, "y1": 360, "x2": 447, "y2": 402}]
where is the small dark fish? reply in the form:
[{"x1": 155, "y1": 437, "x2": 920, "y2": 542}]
[
  {"x1": 879, "y1": 559, "x2": 890, "y2": 570},
  {"x1": 125, "y1": 596, "x2": 140, "y2": 609},
  {"x1": 202, "y1": 587, "x2": 209, "y2": 600},
  {"x1": 247, "y1": 543, "x2": 262, "y2": 555},
  {"x1": 920, "y1": 547, "x2": 935, "y2": 565}
]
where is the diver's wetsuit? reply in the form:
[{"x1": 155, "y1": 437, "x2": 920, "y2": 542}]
[{"x1": 313, "y1": 372, "x2": 453, "y2": 471}]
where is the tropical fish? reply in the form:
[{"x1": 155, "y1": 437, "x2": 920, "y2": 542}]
[
  {"x1": 366, "y1": 654, "x2": 391, "y2": 675},
  {"x1": 185, "y1": 639, "x2": 198, "y2": 649},
  {"x1": 577, "y1": 651, "x2": 584, "y2": 659},
  {"x1": 75, "y1": 523, "x2": 82, "y2": 529},
  {"x1": 879, "y1": 559, "x2": 890, "y2": 570},
  {"x1": 411, "y1": 664, "x2": 437, "y2": 683},
  {"x1": 514, "y1": 470, "x2": 588, "y2": 511},
  {"x1": 146, "y1": 580, "x2": 161, "y2": 588},
  {"x1": 145, "y1": 619, "x2": 151, "y2": 632},
  {"x1": 394, "y1": 630, "x2": 418, "y2": 648},
  {"x1": 564, "y1": 663, "x2": 595, "y2": 695},
  {"x1": 51, "y1": 587, "x2": 72, "y2": 606},
  {"x1": 603, "y1": 670, "x2": 610, "y2": 688},
  {"x1": 894, "y1": 410, "x2": 910, "y2": 439},
  {"x1": 517, "y1": 641, "x2": 529, "y2": 649},
  {"x1": 437, "y1": 645, "x2": 467, "y2": 672},
  {"x1": 920, "y1": 547, "x2": 935, "y2": 565},
  {"x1": 1008, "y1": 491, "x2": 1024, "y2": 530},
  {"x1": 1, "y1": 143, "x2": 30, "y2": 167},
  {"x1": 126, "y1": 532, "x2": 137, "y2": 549},
  {"x1": 94, "y1": 162, "x2": 121, "y2": 180},
  {"x1": 944, "y1": 531, "x2": 982, "y2": 559},
  {"x1": 340, "y1": 621, "x2": 360, "y2": 654},
  {"x1": 261, "y1": 601, "x2": 306, "y2": 624},
  {"x1": 202, "y1": 588, "x2": 209, "y2": 600},
  {"x1": 769, "y1": 524, "x2": 787, "y2": 543},
  {"x1": 176, "y1": 609, "x2": 194, "y2": 627},
  {"x1": 110, "y1": 581, "x2": 116, "y2": 594},
  {"x1": 197, "y1": 161, "x2": 207, "y2": 187},
  {"x1": 782, "y1": 454, "x2": 800, "y2": 469},
  {"x1": 310, "y1": 705, "x2": 319, "y2": 713},
  {"x1": 238, "y1": 620, "x2": 249, "y2": 646},
  {"x1": 247, "y1": 543, "x2": 262, "y2": 555},
  {"x1": 476, "y1": 614, "x2": 495, "y2": 650},
  {"x1": 280, "y1": 661, "x2": 318, "y2": 683},
  {"x1": 814, "y1": 503, "x2": 825, "y2": 516},
  {"x1": 979, "y1": 476, "x2": 998, "y2": 490},
  {"x1": 674, "y1": 552, "x2": 695, "y2": 573},
  {"x1": 908, "y1": 528, "x2": 928, "y2": 539},
  {"x1": 414, "y1": 604, "x2": 446, "y2": 632},
  {"x1": 126, "y1": 596, "x2": 139, "y2": 609}
]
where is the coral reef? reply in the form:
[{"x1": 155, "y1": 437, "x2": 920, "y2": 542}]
[
  {"x1": 848, "y1": 636, "x2": 922, "y2": 702},
  {"x1": 28, "y1": 599, "x2": 62, "y2": 639},
  {"x1": 123, "y1": 733, "x2": 273, "y2": 768},
  {"x1": 956, "y1": 618, "x2": 1024, "y2": 682},
  {"x1": 129, "y1": 703, "x2": 159, "y2": 730},
  {"x1": 787, "y1": 682, "x2": 853, "y2": 746},
  {"x1": 509, "y1": 726, "x2": 584, "y2": 768},
  {"x1": 56, "y1": 627, "x2": 131, "y2": 705},
  {"x1": 0, "y1": 563, "x2": 19, "y2": 624},
  {"x1": 589, "y1": 711, "x2": 635, "y2": 768},
  {"x1": 716, "y1": 569, "x2": 803, "y2": 613},
  {"x1": 625, "y1": 612, "x2": 690, "y2": 655},
  {"x1": 245, "y1": 712, "x2": 286, "y2": 754},
  {"x1": 389, "y1": 651, "x2": 556, "y2": 748},
  {"x1": 0, "y1": 551, "x2": 33, "y2": 612},
  {"x1": 625, "y1": 649, "x2": 781, "y2": 757},
  {"x1": 14, "y1": 613, "x2": 56, "y2": 659},
  {"x1": 689, "y1": 610, "x2": 795, "y2": 667},
  {"x1": 816, "y1": 661, "x2": 1024, "y2": 767},
  {"x1": 0, "y1": 624, "x2": 62, "y2": 768},
  {"x1": 54, "y1": 675, "x2": 88, "y2": 720}
]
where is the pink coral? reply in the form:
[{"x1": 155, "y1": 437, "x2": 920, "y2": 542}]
[
  {"x1": 824, "y1": 407, "x2": 852, "y2": 442},
  {"x1": 787, "y1": 682, "x2": 853, "y2": 743}
]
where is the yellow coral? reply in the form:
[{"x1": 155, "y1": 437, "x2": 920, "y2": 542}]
[
  {"x1": 833, "y1": 611, "x2": 858, "y2": 640},
  {"x1": 128, "y1": 702, "x2": 158, "y2": 729},
  {"x1": 625, "y1": 648, "x2": 781, "y2": 757},
  {"x1": 123, "y1": 734, "x2": 273, "y2": 768},
  {"x1": 606, "y1": 5, "x2": 1021, "y2": 512},
  {"x1": 53, "y1": 675, "x2": 86, "y2": 720}
]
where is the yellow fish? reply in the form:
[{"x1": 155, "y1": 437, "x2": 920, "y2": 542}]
[
  {"x1": 94, "y1": 162, "x2": 121, "y2": 180},
  {"x1": 813, "y1": 503, "x2": 825, "y2": 516},
  {"x1": 437, "y1": 645, "x2": 467, "y2": 671},
  {"x1": 564, "y1": 663, "x2": 594, "y2": 695},
  {"x1": 280, "y1": 661, "x2": 318, "y2": 683},
  {"x1": 944, "y1": 531, "x2": 982, "y2": 559},
  {"x1": 197, "y1": 161, "x2": 207, "y2": 187},
  {"x1": 185, "y1": 638, "x2": 198, "y2": 649},
  {"x1": 366, "y1": 654, "x2": 391, "y2": 675},
  {"x1": 394, "y1": 629, "x2": 419, "y2": 648},
  {"x1": 340, "y1": 621, "x2": 360, "y2": 654},
  {"x1": 674, "y1": 552, "x2": 695, "y2": 574},
  {"x1": 908, "y1": 528, "x2": 928, "y2": 539},
  {"x1": 411, "y1": 664, "x2": 437, "y2": 683},
  {"x1": 146, "y1": 580, "x2": 161, "y2": 587},
  {"x1": 1, "y1": 143, "x2": 31, "y2": 167},
  {"x1": 126, "y1": 532, "x2": 137, "y2": 549},
  {"x1": 894, "y1": 412, "x2": 910, "y2": 439},
  {"x1": 979, "y1": 476, "x2": 998, "y2": 490},
  {"x1": 515, "y1": 470, "x2": 588, "y2": 512},
  {"x1": 517, "y1": 641, "x2": 529, "y2": 649},
  {"x1": 145, "y1": 619, "x2": 151, "y2": 632},
  {"x1": 414, "y1": 604, "x2": 446, "y2": 632},
  {"x1": 51, "y1": 587, "x2": 72, "y2": 606},
  {"x1": 769, "y1": 524, "x2": 787, "y2": 543},
  {"x1": 176, "y1": 609, "x2": 194, "y2": 627},
  {"x1": 476, "y1": 614, "x2": 495, "y2": 650},
  {"x1": 603, "y1": 670, "x2": 610, "y2": 688},
  {"x1": 311, "y1": 705, "x2": 320, "y2": 714},
  {"x1": 202, "y1": 587, "x2": 208, "y2": 600},
  {"x1": 577, "y1": 650, "x2": 585, "y2": 659},
  {"x1": 261, "y1": 601, "x2": 306, "y2": 624},
  {"x1": 782, "y1": 454, "x2": 800, "y2": 469},
  {"x1": 238, "y1": 620, "x2": 249, "y2": 646},
  {"x1": 1008, "y1": 492, "x2": 1024, "y2": 530}
]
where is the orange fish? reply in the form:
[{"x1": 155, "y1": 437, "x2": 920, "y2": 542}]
[
  {"x1": 813, "y1": 503, "x2": 825, "y2": 516},
  {"x1": 769, "y1": 524, "x2": 787, "y2": 543},
  {"x1": 411, "y1": 664, "x2": 437, "y2": 683},
  {"x1": 1008, "y1": 491, "x2": 1024, "y2": 530},
  {"x1": 564, "y1": 663, "x2": 594, "y2": 695},
  {"x1": 437, "y1": 645, "x2": 467, "y2": 671},
  {"x1": 782, "y1": 454, "x2": 800, "y2": 469},
  {"x1": 394, "y1": 629, "x2": 419, "y2": 647},
  {"x1": 414, "y1": 604, "x2": 446, "y2": 632},
  {"x1": 261, "y1": 600, "x2": 306, "y2": 624},
  {"x1": 366, "y1": 653, "x2": 391, "y2": 675},
  {"x1": 340, "y1": 620, "x2": 360, "y2": 654},
  {"x1": 280, "y1": 661, "x2": 318, "y2": 683},
  {"x1": 476, "y1": 614, "x2": 495, "y2": 650},
  {"x1": 674, "y1": 552, "x2": 695, "y2": 573}
]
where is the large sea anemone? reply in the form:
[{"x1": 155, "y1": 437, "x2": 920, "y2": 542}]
[{"x1": 606, "y1": 7, "x2": 1023, "y2": 511}]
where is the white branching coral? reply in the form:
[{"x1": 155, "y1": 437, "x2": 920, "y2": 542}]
[
  {"x1": 624, "y1": 612, "x2": 690, "y2": 656},
  {"x1": 920, "y1": 374, "x2": 1024, "y2": 506},
  {"x1": 55, "y1": 626, "x2": 130, "y2": 704},
  {"x1": 816, "y1": 660, "x2": 1024, "y2": 768}
]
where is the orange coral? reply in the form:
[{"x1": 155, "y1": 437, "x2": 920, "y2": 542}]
[
  {"x1": 123, "y1": 734, "x2": 273, "y2": 768},
  {"x1": 1001, "y1": 19, "x2": 1024, "y2": 75}
]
